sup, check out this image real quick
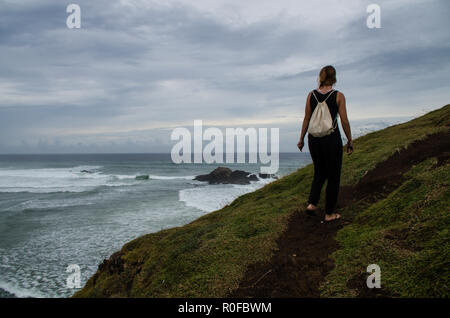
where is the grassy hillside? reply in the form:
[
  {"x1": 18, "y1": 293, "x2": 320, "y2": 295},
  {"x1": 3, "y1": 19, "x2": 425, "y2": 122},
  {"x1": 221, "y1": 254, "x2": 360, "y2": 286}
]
[{"x1": 74, "y1": 104, "x2": 450, "y2": 298}]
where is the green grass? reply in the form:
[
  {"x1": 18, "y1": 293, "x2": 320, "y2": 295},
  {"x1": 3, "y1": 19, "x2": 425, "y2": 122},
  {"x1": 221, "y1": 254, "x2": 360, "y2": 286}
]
[
  {"x1": 321, "y1": 158, "x2": 450, "y2": 297},
  {"x1": 74, "y1": 104, "x2": 450, "y2": 298}
]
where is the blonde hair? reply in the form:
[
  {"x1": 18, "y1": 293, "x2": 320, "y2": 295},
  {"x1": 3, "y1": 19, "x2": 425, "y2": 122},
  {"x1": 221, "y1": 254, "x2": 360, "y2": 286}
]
[{"x1": 318, "y1": 65, "x2": 336, "y2": 87}]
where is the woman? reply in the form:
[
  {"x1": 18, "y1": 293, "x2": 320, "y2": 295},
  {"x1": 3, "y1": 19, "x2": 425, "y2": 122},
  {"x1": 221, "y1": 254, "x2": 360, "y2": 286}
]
[{"x1": 297, "y1": 65, "x2": 353, "y2": 222}]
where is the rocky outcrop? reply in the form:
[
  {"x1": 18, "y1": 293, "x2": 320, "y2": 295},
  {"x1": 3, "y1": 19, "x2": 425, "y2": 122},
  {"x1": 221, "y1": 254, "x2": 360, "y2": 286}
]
[{"x1": 194, "y1": 167, "x2": 258, "y2": 185}]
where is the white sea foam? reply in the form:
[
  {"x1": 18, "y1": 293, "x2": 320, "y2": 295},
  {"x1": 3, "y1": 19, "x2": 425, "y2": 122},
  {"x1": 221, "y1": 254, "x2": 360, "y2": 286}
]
[
  {"x1": 0, "y1": 194, "x2": 204, "y2": 298},
  {"x1": 5, "y1": 197, "x2": 95, "y2": 211},
  {"x1": 0, "y1": 165, "x2": 200, "y2": 193},
  {"x1": 114, "y1": 174, "x2": 138, "y2": 180},
  {"x1": 149, "y1": 175, "x2": 195, "y2": 180},
  {"x1": 0, "y1": 280, "x2": 47, "y2": 298},
  {"x1": 178, "y1": 178, "x2": 274, "y2": 212},
  {"x1": 0, "y1": 166, "x2": 141, "y2": 193},
  {"x1": 113, "y1": 174, "x2": 194, "y2": 181}
]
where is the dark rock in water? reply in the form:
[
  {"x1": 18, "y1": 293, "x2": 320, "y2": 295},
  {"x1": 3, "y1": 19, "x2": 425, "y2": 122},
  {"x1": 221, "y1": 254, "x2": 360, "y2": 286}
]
[
  {"x1": 195, "y1": 167, "x2": 231, "y2": 183},
  {"x1": 258, "y1": 173, "x2": 278, "y2": 179},
  {"x1": 194, "y1": 167, "x2": 258, "y2": 185},
  {"x1": 135, "y1": 175, "x2": 149, "y2": 180},
  {"x1": 229, "y1": 170, "x2": 252, "y2": 184},
  {"x1": 80, "y1": 170, "x2": 92, "y2": 173}
]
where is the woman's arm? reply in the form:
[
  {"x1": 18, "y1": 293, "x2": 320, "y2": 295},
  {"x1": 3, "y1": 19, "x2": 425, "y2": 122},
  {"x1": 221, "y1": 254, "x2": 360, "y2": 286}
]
[
  {"x1": 337, "y1": 92, "x2": 354, "y2": 154},
  {"x1": 297, "y1": 91, "x2": 312, "y2": 152}
]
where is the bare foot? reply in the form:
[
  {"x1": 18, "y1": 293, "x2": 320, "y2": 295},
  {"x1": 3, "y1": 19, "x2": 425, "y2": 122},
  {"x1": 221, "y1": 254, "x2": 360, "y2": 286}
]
[
  {"x1": 305, "y1": 204, "x2": 318, "y2": 215},
  {"x1": 324, "y1": 213, "x2": 341, "y2": 222}
]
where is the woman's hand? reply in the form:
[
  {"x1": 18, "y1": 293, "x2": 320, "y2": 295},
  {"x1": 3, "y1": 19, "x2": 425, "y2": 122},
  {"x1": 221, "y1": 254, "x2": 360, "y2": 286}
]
[
  {"x1": 346, "y1": 141, "x2": 354, "y2": 155},
  {"x1": 297, "y1": 139, "x2": 304, "y2": 152}
]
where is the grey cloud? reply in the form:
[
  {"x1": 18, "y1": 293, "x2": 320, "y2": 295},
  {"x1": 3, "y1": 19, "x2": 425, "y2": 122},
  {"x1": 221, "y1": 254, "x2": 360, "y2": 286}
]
[{"x1": 0, "y1": 0, "x2": 449, "y2": 153}]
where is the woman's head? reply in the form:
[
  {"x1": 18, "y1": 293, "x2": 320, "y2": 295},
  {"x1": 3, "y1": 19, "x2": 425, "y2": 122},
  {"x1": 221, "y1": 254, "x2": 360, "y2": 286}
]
[{"x1": 318, "y1": 65, "x2": 336, "y2": 87}]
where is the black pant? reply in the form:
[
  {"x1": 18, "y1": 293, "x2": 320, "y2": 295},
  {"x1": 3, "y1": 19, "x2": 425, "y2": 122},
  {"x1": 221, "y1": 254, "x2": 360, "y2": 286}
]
[{"x1": 308, "y1": 131, "x2": 343, "y2": 215}]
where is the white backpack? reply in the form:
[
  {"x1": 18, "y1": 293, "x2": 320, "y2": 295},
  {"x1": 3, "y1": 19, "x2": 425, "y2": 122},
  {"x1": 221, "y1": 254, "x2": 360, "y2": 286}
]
[{"x1": 308, "y1": 90, "x2": 338, "y2": 137}]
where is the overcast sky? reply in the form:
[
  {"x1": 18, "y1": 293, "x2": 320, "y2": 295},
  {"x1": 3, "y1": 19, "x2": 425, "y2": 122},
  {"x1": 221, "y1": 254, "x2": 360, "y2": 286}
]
[{"x1": 0, "y1": 0, "x2": 449, "y2": 153}]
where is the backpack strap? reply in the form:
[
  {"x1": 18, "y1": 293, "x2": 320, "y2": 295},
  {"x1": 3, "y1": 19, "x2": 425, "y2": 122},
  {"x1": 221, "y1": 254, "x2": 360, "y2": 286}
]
[
  {"x1": 332, "y1": 116, "x2": 338, "y2": 129},
  {"x1": 311, "y1": 89, "x2": 335, "y2": 103},
  {"x1": 323, "y1": 89, "x2": 335, "y2": 102},
  {"x1": 311, "y1": 90, "x2": 319, "y2": 103}
]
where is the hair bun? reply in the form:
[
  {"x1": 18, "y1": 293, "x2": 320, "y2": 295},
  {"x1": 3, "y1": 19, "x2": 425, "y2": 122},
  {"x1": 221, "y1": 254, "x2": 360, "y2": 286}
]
[{"x1": 319, "y1": 65, "x2": 337, "y2": 87}]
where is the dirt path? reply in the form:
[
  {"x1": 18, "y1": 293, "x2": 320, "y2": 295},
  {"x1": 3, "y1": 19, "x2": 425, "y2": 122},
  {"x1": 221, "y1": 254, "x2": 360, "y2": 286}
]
[{"x1": 230, "y1": 131, "x2": 450, "y2": 298}]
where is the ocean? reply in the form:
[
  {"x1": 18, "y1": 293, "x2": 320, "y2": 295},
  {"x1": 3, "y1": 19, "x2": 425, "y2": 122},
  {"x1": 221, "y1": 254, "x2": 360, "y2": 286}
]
[{"x1": 0, "y1": 153, "x2": 311, "y2": 298}]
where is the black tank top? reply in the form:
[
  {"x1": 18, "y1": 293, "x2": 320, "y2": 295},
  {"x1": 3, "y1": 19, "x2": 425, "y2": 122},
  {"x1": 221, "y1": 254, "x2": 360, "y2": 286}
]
[{"x1": 309, "y1": 89, "x2": 340, "y2": 138}]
